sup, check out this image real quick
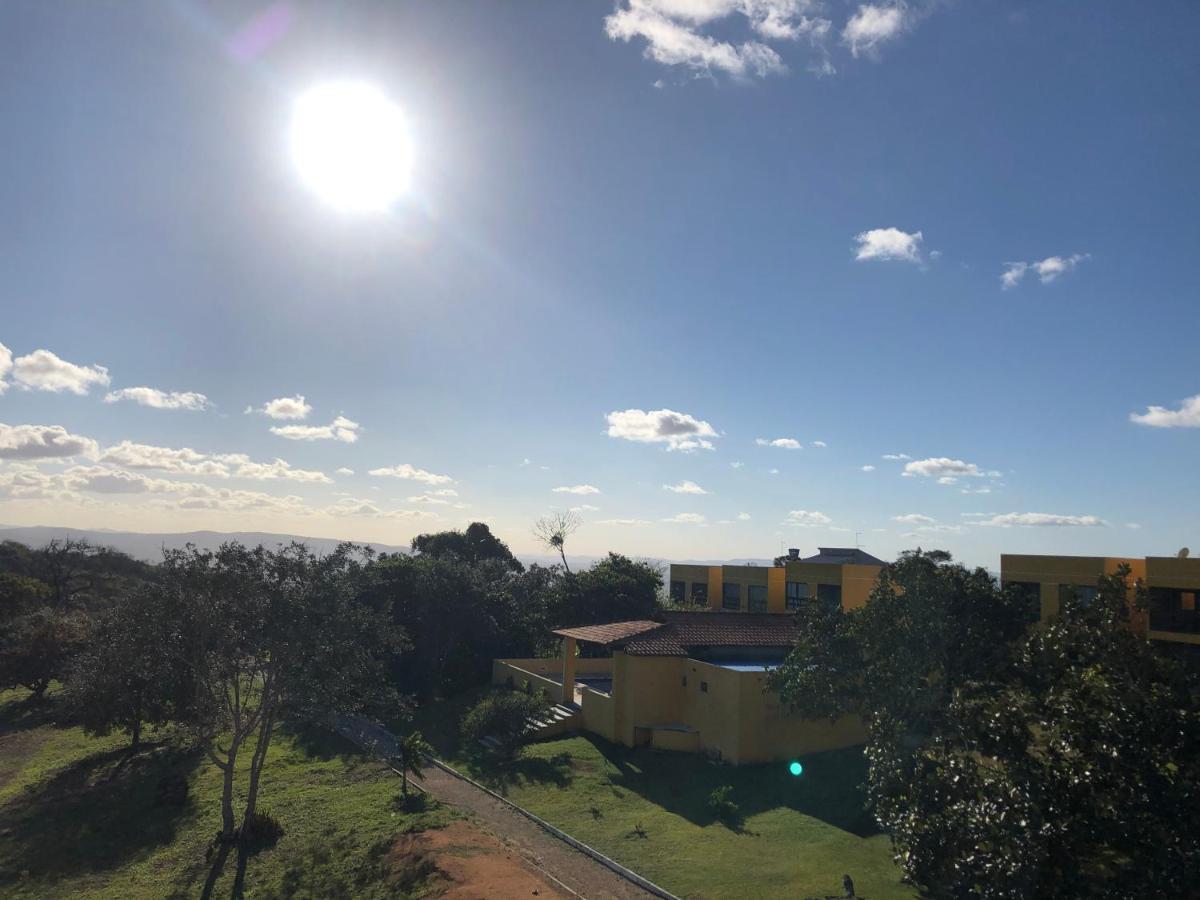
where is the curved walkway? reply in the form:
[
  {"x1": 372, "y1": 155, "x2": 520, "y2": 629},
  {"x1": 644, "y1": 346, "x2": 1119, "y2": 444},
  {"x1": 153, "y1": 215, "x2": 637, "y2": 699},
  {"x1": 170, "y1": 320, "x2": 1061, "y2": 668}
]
[{"x1": 336, "y1": 716, "x2": 657, "y2": 900}]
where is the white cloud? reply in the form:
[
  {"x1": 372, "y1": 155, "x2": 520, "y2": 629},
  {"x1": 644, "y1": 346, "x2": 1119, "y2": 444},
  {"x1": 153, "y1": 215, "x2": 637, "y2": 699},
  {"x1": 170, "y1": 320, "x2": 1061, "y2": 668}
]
[
  {"x1": 769, "y1": 467, "x2": 780, "y2": 475},
  {"x1": 1130, "y1": 394, "x2": 1200, "y2": 428},
  {"x1": 737, "y1": 511, "x2": 751, "y2": 520},
  {"x1": 0, "y1": 343, "x2": 12, "y2": 394},
  {"x1": 730, "y1": 461, "x2": 744, "y2": 469},
  {"x1": 0, "y1": 423, "x2": 100, "y2": 460},
  {"x1": 861, "y1": 464, "x2": 876, "y2": 472},
  {"x1": 1126, "y1": 522, "x2": 1142, "y2": 529},
  {"x1": 335, "y1": 467, "x2": 355, "y2": 476},
  {"x1": 882, "y1": 453, "x2": 911, "y2": 460},
  {"x1": 606, "y1": 408, "x2": 718, "y2": 452},
  {"x1": 598, "y1": 518, "x2": 653, "y2": 526},
  {"x1": 975, "y1": 512, "x2": 1106, "y2": 528},
  {"x1": 604, "y1": 1, "x2": 833, "y2": 81},
  {"x1": 961, "y1": 486, "x2": 992, "y2": 495},
  {"x1": 97, "y1": 440, "x2": 329, "y2": 483},
  {"x1": 811, "y1": 440, "x2": 827, "y2": 448},
  {"x1": 409, "y1": 494, "x2": 450, "y2": 505},
  {"x1": 1001, "y1": 253, "x2": 1089, "y2": 289},
  {"x1": 843, "y1": 3, "x2": 908, "y2": 58},
  {"x1": 553, "y1": 484, "x2": 602, "y2": 495},
  {"x1": 663, "y1": 480, "x2": 708, "y2": 494},
  {"x1": 662, "y1": 512, "x2": 707, "y2": 524},
  {"x1": 854, "y1": 227, "x2": 923, "y2": 263},
  {"x1": 104, "y1": 387, "x2": 210, "y2": 411},
  {"x1": 253, "y1": 395, "x2": 313, "y2": 420},
  {"x1": 12, "y1": 349, "x2": 110, "y2": 395},
  {"x1": 270, "y1": 415, "x2": 359, "y2": 443},
  {"x1": 429, "y1": 488, "x2": 458, "y2": 497},
  {"x1": 368, "y1": 463, "x2": 454, "y2": 485},
  {"x1": 893, "y1": 513, "x2": 936, "y2": 525},
  {"x1": 784, "y1": 509, "x2": 831, "y2": 527},
  {"x1": 570, "y1": 504, "x2": 601, "y2": 513},
  {"x1": 903, "y1": 457, "x2": 995, "y2": 480},
  {"x1": 756, "y1": 437, "x2": 802, "y2": 449}
]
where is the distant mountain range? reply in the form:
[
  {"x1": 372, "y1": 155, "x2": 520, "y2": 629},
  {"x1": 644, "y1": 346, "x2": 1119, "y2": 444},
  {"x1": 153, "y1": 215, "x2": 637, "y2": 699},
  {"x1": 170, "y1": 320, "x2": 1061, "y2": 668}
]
[
  {"x1": 0, "y1": 525, "x2": 409, "y2": 562},
  {"x1": 0, "y1": 525, "x2": 779, "y2": 570}
]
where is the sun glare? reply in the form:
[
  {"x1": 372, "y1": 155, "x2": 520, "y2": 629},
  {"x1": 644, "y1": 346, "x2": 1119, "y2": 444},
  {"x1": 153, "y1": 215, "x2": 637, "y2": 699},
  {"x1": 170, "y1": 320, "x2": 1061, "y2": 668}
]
[{"x1": 289, "y1": 81, "x2": 413, "y2": 214}]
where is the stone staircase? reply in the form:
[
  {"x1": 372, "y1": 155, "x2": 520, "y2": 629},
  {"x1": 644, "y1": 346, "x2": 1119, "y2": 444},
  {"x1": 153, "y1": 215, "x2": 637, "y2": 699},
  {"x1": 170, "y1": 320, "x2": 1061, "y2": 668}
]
[{"x1": 477, "y1": 703, "x2": 581, "y2": 752}]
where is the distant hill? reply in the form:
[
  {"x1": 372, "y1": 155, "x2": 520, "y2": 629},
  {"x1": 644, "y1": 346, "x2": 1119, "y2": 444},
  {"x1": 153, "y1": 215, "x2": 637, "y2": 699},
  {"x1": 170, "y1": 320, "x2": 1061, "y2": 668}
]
[{"x1": 0, "y1": 525, "x2": 410, "y2": 562}]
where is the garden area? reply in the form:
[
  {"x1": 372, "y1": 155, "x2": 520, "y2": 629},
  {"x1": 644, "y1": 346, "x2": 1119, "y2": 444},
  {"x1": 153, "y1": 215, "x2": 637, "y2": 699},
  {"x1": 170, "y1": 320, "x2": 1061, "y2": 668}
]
[
  {"x1": 0, "y1": 686, "x2": 460, "y2": 899},
  {"x1": 413, "y1": 688, "x2": 914, "y2": 900}
]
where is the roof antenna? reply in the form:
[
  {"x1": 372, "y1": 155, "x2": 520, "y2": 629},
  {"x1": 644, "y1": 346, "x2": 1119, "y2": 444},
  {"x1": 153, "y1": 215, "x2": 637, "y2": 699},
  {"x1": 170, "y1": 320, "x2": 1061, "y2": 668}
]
[{"x1": 855, "y1": 531, "x2": 863, "y2": 549}]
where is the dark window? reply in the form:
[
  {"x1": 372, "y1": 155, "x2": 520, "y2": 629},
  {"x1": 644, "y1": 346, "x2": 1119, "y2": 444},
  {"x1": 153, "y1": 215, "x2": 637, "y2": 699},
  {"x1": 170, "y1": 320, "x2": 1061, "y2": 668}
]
[
  {"x1": 722, "y1": 582, "x2": 741, "y2": 610},
  {"x1": 785, "y1": 581, "x2": 808, "y2": 610},
  {"x1": 691, "y1": 582, "x2": 708, "y2": 605},
  {"x1": 816, "y1": 583, "x2": 842, "y2": 611},
  {"x1": 1149, "y1": 588, "x2": 1200, "y2": 633},
  {"x1": 700, "y1": 681, "x2": 708, "y2": 693},
  {"x1": 1059, "y1": 584, "x2": 1098, "y2": 609},
  {"x1": 670, "y1": 580, "x2": 686, "y2": 603},
  {"x1": 748, "y1": 584, "x2": 768, "y2": 613},
  {"x1": 682, "y1": 675, "x2": 688, "y2": 687}
]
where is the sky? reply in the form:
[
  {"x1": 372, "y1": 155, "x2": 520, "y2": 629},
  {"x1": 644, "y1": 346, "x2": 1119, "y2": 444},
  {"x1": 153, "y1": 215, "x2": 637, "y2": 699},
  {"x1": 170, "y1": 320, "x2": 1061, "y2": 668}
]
[{"x1": 2, "y1": 0, "x2": 1199, "y2": 569}]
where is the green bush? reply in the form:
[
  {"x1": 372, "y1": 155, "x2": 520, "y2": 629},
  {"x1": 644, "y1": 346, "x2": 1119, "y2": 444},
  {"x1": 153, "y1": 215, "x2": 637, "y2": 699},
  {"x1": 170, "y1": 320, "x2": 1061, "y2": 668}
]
[
  {"x1": 461, "y1": 691, "x2": 546, "y2": 758},
  {"x1": 241, "y1": 810, "x2": 285, "y2": 850},
  {"x1": 706, "y1": 785, "x2": 739, "y2": 824}
]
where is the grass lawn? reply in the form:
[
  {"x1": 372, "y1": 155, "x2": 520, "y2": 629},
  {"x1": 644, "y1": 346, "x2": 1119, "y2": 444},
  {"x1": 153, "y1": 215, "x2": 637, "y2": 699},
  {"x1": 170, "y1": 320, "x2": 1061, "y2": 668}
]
[
  {"x1": 0, "y1": 687, "x2": 454, "y2": 899},
  {"x1": 412, "y1": 688, "x2": 914, "y2": 900}
]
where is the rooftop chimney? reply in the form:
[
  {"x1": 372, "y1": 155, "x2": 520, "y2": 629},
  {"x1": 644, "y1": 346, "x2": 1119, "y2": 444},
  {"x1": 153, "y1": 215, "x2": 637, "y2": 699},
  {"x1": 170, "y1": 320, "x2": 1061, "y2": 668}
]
[{"x1": 787, "y1": 548, "x2": 800, "y2": 560}]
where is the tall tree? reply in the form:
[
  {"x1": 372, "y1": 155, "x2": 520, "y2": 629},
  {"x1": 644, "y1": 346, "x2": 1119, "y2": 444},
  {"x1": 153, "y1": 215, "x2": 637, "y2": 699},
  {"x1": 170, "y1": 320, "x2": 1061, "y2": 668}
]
[
  {"x1": 771, "y1": 554, "x2": 1200, "y2": 895},
  {"x1": 533, "y1": 511, "x2": 581, "y2": 573},
  {"x1": 554, "y1": 553, "x2": 663, "y2": 627},
  {"x1": 411, "y1": 522, "x2": 524, "y2": 572},
  {"x1": 64, "y1": 584, "x2": 186, "y2": 750},
  {"x1": 163, "y1": 542, "x2": 400, "y2": 840}
]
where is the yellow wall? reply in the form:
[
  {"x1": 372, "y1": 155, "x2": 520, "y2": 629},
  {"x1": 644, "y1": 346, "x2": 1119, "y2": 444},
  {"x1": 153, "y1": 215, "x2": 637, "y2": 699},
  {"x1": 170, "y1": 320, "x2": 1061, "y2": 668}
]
[
  {"x1": 611, "y1": 654, "x2": 865, "y2": 765},
  {"x1": 670, "y1": 564, "x2": 713, "y2": 605},
  {"x1": 1000, "y1": 554, "x2": 1147, "y2": 628}
]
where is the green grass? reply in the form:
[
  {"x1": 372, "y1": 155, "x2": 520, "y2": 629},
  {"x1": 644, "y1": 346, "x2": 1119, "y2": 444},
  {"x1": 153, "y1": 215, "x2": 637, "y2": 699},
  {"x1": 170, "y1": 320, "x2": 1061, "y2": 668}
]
[
  {"x1": 413, "y1": 689, "x2": 914, "y2": 900},
  {"x1": 0, "y1": 688, "x2": 454, "y2": 899}
]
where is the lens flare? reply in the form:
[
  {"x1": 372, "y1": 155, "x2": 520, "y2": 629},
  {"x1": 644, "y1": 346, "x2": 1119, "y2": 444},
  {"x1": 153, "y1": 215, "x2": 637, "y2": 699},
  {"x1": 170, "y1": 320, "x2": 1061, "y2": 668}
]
[{"x1": 789, "y1": 761, "x2": 804, "y2": 776}]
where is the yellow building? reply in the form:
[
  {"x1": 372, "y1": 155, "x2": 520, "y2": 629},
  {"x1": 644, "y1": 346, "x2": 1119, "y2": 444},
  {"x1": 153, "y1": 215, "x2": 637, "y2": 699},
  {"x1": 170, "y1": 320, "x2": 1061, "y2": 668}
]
[
  {"x1": 1001, "y1": 552, "x2": 1200, "y2": 648},
  {"x1": 494, "y1": 612, "x2": 865, "y2": 765},
  {"x1": 668, "y1": 547, "x2": 887, "y2": 615}
]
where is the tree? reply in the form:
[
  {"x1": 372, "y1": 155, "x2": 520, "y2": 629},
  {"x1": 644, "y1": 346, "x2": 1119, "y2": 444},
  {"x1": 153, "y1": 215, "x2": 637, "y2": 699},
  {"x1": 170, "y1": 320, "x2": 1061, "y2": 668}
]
[
  {"x1": 163, "y1": 542, "x2": 400, "y2": 841},
  {"x1": 411, "y1": 522, "x2": 523, "y2": 572},
  {"x1": 461, "y1": 691, "x2": 546, "y2": 759},
  {"x1": 0, "y1": 607, "x2": 85, "y2": 697},
  {"x1": 533, "y1": 511, "x2": 581, "y2": 573},
  {"x1": 553, "y1": 553, "x2": 663, "y2": 627},
  {"x1": 394, "y1": 729, "x2": 433, "y2": 798},
  {"x1": 771, "y1": 554, "x2": 1200, "y2": 895},
  {"x1": 64, "y1": 585, "x2": 186, "y2": 750}
]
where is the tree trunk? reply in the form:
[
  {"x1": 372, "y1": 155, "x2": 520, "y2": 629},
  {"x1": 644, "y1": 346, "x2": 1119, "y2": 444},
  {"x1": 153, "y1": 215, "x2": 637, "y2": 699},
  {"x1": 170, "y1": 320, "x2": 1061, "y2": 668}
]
[
  {"x1": 219, "y1": 736, "x2": 241, "y2": 840},
  {"x1": 240, "y1": 709, "x2": 276, "y2": 832},
  {"x1": 559, "y1": 547, "x2": 571, "y2": 574},
  {"x1": 131, "y1": 717, "x2": 142, "y2": 752}
]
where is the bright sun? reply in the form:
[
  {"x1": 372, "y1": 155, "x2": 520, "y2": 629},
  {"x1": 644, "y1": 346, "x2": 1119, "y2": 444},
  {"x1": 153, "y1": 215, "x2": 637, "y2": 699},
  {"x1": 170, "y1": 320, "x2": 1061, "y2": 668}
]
[{"x1": 289, "y1": 81, "x2": 413, "y2": 214}]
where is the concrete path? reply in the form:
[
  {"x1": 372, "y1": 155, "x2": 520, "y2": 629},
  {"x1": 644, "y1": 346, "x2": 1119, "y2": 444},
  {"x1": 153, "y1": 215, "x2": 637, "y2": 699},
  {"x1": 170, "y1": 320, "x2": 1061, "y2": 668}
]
[{"x1": 335, "y1": 716, "x2": 656, "y2": 900}]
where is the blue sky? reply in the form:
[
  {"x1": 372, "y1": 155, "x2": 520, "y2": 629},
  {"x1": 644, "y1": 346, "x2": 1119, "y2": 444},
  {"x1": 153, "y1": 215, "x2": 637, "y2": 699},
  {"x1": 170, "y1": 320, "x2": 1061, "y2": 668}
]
[{"x1": 2, "y1": 1, "x2": 1198, "y2": 567}]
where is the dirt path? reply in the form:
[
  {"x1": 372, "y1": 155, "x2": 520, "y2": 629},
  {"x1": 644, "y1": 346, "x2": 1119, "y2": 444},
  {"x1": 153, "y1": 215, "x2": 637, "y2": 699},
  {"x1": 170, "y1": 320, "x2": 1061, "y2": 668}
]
[{"x1": 337, "y1": 716, "x2": 657, "y2": 899}]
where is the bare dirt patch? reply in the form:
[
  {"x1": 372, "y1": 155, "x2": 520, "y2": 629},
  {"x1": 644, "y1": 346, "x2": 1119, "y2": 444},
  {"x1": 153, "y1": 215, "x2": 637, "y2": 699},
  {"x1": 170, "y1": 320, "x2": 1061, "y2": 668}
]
[{"x1": 388, "y1": 819, "x2": 567, "y2": 899}]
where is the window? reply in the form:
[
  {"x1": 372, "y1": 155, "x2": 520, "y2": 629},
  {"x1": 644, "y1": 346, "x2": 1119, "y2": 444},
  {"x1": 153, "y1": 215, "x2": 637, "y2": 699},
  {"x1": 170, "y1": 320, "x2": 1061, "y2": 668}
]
[
  {"x1": 816, "y1": 583, "x2": 842, "y2": 611},
  {"x1": 670, "y1": 580, "x2": 686, "y2": 603},
  {"x1": 682, "y1": 675, "x2": 688, "y2": 687},
  {"x1": 785, "y1": 581, "x2": 808, "y2": 611},
  {"x1": 748, "y1": 584, "x2": 768, "y2": 613},
  {"x1": 722, "y1": 582, "x2": 741, "y2": 610},
  {"x1": 1059, "y1": 584, "x2": 1098, "y2": 609},
  {"x1": 700, "y1": 681, "x2": 709, "y2": 693},
  {"x1": 691, "y1": 582, "x2": 708, "y2": 605}
]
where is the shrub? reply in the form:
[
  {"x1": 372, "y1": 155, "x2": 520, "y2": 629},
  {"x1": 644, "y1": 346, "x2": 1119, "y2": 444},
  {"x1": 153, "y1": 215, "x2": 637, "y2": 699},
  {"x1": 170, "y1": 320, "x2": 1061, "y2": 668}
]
[
  {"x1": 707, "y1": 785, "x2": 739, "y2": 824},
  {"x1": 461, "y1": 691, "x2": 546, "y2": 758},
  {"x1": 241, "y1": 810, "x2": 285, "y2": 850}
]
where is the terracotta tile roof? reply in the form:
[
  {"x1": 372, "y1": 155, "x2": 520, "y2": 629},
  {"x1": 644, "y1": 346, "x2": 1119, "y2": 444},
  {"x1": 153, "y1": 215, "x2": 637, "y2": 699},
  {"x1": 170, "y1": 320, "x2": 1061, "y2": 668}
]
[
  {"x1": 551, "y1": 620, "x2": 664, "y2": 645},
  {"x1": 554, "y1": 611, "x2": 800, "y2": 657}
]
